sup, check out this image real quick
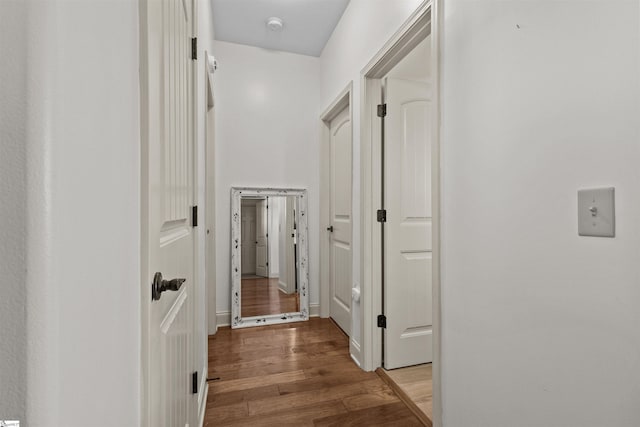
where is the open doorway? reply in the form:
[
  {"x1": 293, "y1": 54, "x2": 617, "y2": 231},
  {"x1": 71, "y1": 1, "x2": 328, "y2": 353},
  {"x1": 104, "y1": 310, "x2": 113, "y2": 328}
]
[
  {"x1": 381, "y1": 35, "x2": 433, "y2": 370},
  {"x1": 360, "y1": 2, "x2": 440, "y2": 425}
]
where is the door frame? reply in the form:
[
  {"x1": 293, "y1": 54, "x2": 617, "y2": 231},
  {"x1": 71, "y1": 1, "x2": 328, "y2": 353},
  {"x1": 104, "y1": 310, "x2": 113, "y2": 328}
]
[
  {"x1": 319, "y1": 81, "x2": 353, "y2": 320},
  {"x1": 360, "y1": 0, "x2": 442, "y2": 425},
  {"x1": 205, "y1": 51, "x2": 217, "y2": 336}
]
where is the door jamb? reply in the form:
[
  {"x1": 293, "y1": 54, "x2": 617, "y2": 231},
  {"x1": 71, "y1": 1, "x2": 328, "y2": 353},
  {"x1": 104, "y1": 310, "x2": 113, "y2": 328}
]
[
  {"x1": 205, "y1": 51, "x2": 217, "y2": 335},
  {"x1": 360, "y1": 1, "x2": 442, "y2": 426},
  {"x1": 319, "y1": 82, "x2": 353, "y2": 320}
]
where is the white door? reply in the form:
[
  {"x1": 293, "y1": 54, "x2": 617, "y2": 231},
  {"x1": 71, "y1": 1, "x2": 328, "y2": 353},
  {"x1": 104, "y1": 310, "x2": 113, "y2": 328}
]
[
  {"x1": 143, "y1": 0, "x2": 197, "y2": 425},
  {"x1": 329, "y1": 106, "x2": 352, "y2": 334},
  {"x1": 241, "y1": 205, "x2": 257, "y2": 275},
  {"x1": 255, "y1": 199, "x2": 269, "y2": 277},
  {"x1": 384, "y1": 78, "x2": 433, "y2": 369}
]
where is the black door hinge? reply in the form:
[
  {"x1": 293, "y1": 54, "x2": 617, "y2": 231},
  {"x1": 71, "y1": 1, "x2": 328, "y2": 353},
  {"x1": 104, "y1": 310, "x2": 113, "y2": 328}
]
[
  {"x1": 377, "y1": 209, "x2": 387, "y2": 223},
  {"x1": 192, "y1": 371, "x2": 198, "y2": 394},
  {"x1": 377, "y1": 104, "x2": 387, "y2": 118},
  {"x1": 191, "y1": 37, "x2": 197, "y2": 60},
  {"x1": 192, "y1": 205, "x2": 198, "y2": 227},
  {"x1": 377, "y1": 314, "x2": 387, "y2": 328}
]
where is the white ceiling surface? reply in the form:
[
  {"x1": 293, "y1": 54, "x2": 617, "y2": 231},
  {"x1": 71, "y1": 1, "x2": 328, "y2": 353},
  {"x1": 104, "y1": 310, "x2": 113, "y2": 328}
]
[{"x1": 211, "y1": 0, "x2": 350, "y2": 57}]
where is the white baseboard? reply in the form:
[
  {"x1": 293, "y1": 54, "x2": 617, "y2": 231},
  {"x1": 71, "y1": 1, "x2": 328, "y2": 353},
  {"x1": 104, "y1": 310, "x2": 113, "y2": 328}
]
[
  {"x1": 310, "y1": 303, "x2": 320, "y2": 317},
  {"x1": 350, "y1": 338, "x2": 362, "y2": 368},
  {"x1": 278, "y1": 280, "x2": 287, "y2": 293},
  {"x1": 198, "y1": 383, "x2": 209, "y2": 427},
  {"x1": 216, "y1": 303, "x2": 320, "y2": 327},
  {"x1": 216, "y1": 311, "x2": 231, "y2": 327}
]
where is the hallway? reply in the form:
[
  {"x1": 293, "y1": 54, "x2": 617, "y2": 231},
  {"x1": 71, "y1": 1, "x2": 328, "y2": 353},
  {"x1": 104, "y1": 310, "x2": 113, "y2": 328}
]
[{"x1": 204, "y1": 318, "x2": 423, "y2": 426}]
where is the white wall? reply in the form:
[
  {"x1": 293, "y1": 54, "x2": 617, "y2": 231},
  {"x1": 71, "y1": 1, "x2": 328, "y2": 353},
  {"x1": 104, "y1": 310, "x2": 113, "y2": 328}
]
[
  {"x1": 213, "y1": 40, "x2": 321, "y2": 315},
  {"x1": 319, "y1": 0, "x2": 423, "y2": 353},
  {"x1": 7, "y1": 0, "x2": 215, "y2": 425},
  {"x1": 0, "y1": 0, "x2": 27, "y2": 421},
  {"x1": 441, "y1": 1, "x2": 640, "y2": 426},
  {"x1": 20, "y1": 0, "x2": 140, "y2": 425}
]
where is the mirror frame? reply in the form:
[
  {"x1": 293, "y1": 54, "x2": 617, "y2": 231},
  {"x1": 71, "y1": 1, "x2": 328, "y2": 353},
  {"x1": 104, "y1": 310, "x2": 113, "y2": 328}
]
[{"x1": 230, "y1": 187, "x2": 310, "y2": 328}]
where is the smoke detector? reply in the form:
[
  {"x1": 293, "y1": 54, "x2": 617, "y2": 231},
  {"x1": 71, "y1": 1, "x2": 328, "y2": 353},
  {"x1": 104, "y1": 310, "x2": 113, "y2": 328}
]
[{"x1": 266, "y1": 17, "x2": 284, "y2": 32}]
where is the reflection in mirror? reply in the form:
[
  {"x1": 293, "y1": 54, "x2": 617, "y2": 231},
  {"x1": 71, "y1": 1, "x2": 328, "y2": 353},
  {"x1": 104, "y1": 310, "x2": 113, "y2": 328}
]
[
  {"x1": 231, "y1": 187, "x2": 309, "y2": 328},
  {"x1": 240, "y1": 196, "x2": 299, "y2": 317}
]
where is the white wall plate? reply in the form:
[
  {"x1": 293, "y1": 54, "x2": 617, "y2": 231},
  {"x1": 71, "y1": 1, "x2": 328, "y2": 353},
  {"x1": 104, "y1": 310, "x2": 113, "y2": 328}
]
[{"x1": 578, "y1": 187, "x2": 615, "y2": 237}]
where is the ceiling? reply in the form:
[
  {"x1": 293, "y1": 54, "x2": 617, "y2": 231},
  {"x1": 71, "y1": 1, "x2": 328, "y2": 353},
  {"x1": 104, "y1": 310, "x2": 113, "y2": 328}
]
[{"x1": 211, "y1": 0, "x2": 350, "y2": 57}]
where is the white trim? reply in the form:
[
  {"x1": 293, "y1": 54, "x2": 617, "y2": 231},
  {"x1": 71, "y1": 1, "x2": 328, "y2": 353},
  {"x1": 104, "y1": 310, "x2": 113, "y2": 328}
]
[
  {"x1": 359, "y1": 2, "x2": 442, "y2": 426},
  {"x1": 320, "y1": 82, "x2": 353, "y2": 321},
  {"x1": 230, "y1": 187, "x2": 310, "y2": 328},
  {"x1": 198, "y1": 383, "x2": 208, "y2": 427},
  {"x1": 278, "y1": 280, "x2": 287, "y2": 293},
  {"x1": 431, "y1": 1, "x2": 443, "y2": 425},
  {"x1": 350, "y1": 339, "x2": 362, "y2": 368},
  {"x1": 309, "y1": 303, "x2": 320, "y2": 317},
  {"x1": 216, "y1": 311, "x2": 231, "y2": 327},
  {"x1": 205, "y1": 49, "x2": 217, "y2": 336}
]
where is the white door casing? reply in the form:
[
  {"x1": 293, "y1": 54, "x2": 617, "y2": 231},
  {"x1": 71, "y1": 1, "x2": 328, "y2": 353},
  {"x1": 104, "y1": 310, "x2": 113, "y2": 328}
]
[
  {"x1": 255, "y1": 199, "x2": 269, "y2": 277},
  {"x1": 241, "y1": 204, "x2": 257, "y2": 275},
  {"x1": 329, "y1": 105, "x2": 353, "y2": 335},
  {"x1": 141, "y1": 0, "x2": 197, "y2": 425},
  {"x1": 384, "y1": 77, "x2": 433, "y2": 369}
]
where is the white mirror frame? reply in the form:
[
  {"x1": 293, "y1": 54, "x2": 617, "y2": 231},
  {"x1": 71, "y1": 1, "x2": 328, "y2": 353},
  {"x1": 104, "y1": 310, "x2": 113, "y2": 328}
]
[{"x1": 230, "y1": 187, "x2": 310, "y2": 328}]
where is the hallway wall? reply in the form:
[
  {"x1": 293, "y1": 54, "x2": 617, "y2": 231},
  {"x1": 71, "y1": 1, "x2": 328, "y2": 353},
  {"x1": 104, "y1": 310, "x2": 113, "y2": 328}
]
[
  {"x1": 0, "y1": 0, "x2": 27, "y2": 421},
  {"x1": 212, "y1": 40, "x2": 321, "y2": 317},
  {"x1": 22, "y1": 1, "x2": 141, "y2": 425},
  {"x1": 441, "y1": 1, "x2": 640, "y2": 426},
  {"x1": 12, "y1": 0, "x2": 216, "y2": 425}
]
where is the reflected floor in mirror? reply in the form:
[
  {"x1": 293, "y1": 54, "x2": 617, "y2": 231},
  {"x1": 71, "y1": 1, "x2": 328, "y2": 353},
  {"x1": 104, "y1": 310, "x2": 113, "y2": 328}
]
[{"x1": 241, "y1": 277, "x2": 299, "y2": 317}]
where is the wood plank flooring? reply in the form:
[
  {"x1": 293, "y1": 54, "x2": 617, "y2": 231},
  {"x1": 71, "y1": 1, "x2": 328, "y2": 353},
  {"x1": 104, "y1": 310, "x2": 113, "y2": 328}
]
[
  {"x1": 241, "y1": 277, "x2": 299, "y2": 317},
  {"x1": 378, "y1": 364, "x2": 433, "y2": 425},
  {"x1": 205, "y1": 318, "x2": 423, "y2": 426}
]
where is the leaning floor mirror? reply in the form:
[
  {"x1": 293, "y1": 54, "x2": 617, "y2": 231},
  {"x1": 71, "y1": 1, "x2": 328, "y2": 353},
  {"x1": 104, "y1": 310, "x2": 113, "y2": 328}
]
[{"x1": 230, "y1": 187, "x2": 309, "y2": 328}]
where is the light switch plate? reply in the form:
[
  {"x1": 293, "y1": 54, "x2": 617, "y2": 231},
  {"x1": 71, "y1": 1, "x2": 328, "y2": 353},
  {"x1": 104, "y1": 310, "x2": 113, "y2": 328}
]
[{"x1": 578, "y1": 187, "x2": 615, "y2": 237}]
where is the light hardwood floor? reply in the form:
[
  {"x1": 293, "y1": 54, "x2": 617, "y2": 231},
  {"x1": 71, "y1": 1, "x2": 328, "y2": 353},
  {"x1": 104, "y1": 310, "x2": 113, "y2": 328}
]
[
  {"x1": 378, "y1": 364, "x2": 433, "y2": 425},
  {"x1": 241, "y1": 277, "x2": 298, "y2": 317},
  {"x1": 205, "y1": 318, "x2": 423, "y2": 426}
]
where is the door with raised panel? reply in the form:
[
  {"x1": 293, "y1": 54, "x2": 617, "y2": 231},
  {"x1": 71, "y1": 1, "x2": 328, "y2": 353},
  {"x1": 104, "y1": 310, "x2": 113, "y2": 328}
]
[
  {"x1": 329, "y1": 105, "x2": 352, "y2": 335},
  {"x1": 384, "y1": 77, "x2": 433, "y2": 369},
  {"x1": 142, "y1": 0, "x2": 197, "y2": 425},
  {"x1": 255, "y1": 199, "x2": 269, "y2": 277}
]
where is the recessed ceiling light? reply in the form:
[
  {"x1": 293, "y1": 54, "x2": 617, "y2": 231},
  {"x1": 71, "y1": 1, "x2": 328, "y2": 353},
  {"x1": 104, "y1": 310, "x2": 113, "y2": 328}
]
[{"x1": 266, "y1": 17, "x2": 284, "y2": 32}]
